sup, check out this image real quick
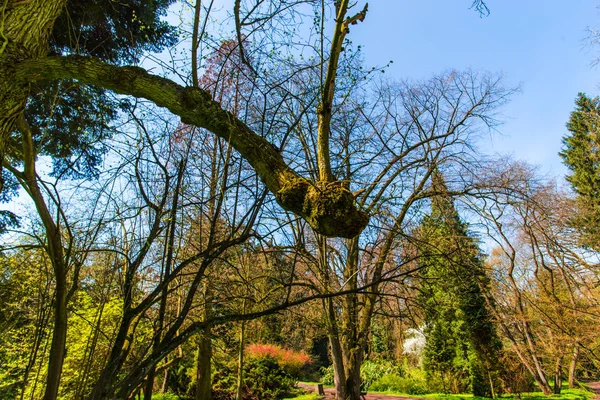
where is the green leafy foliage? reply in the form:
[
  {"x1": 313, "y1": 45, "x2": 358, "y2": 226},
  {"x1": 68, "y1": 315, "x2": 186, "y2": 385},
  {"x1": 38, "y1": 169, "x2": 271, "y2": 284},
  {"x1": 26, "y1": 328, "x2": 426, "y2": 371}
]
[
  {"x1": 0, "y1": 251, "x2": 51, "y2": 399},
  {"x1": 321, "y1": 359, "x2": 402, "y2": 391},
  {"x1": 368, "y1": 373, "x2": 429, "y2": 395},
  {"x1": 144, "y1": 393, "x2": 181, "y2": 400},
  {"x1": 560, "y1": 93, "x2": 600, "y2": 249},
  {"x1": 213, "y1": 357, "x2": 296, "y2": 400}
]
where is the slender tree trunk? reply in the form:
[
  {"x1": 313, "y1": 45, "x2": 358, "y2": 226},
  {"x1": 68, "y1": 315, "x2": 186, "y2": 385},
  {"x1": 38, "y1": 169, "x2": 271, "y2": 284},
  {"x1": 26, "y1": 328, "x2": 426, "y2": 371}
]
[
  {"x1": 20, "y1": 298, "x2": 51, "y2": 400},
  {"x1": 568, "y1": 344, "x2": 579, "y2": 389},
  {"x1": 329, "y1": 334, "x2": 347, "y2": 400},
  {"x1": 483, "y1": 291, "x2": 552, "y2": 395},
  {"x1": 44, "y1": 278, "x2": 67, "y2": 400},
  {"x1": 143, "y1": 368, "x2": 156, "y2": 399},
  {"x1": 324, "y1": 297, "x2": 347, "y2": 400},
  {"x1": 554, "y1": 355, "x2": 563, "y2": 394},
  {"x1": 161, "y1": 369, "x2": 168, "y2": 393},
  {"x1": 15, "y1": 117, "x2": 70, "y2": 400},
  {"x1": 196, "y1": 279, "x2": 214, "y2": 400},
  {"x1": 340, "y1": 238, "x2": 362, "y2": 400},
  {"x1": 87, "y1": 312, "x2": 138, "y2": 400},
  {"x1": 235, "y1": 319, "x2": 246, "y2": 400},
  {"x1": 195, "y1": 328, "x2": 213, "y2": 400}
]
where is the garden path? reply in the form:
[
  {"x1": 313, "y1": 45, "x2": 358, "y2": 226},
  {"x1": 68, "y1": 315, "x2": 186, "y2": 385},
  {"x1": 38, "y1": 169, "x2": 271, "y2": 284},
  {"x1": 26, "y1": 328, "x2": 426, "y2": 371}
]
[
  {"x1": 296, "y1": 382, "x2": 428, "y2": 400},
  {"x1": 587, "y1": 382, "x2": 600, "y2": 400}
]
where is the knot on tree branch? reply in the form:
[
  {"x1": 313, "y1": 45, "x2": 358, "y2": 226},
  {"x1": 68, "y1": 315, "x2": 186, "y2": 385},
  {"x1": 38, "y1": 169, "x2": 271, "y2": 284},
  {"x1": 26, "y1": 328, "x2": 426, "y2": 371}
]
[{"x1": 277, "y1": 178, "x2": 368, "y2": 238}]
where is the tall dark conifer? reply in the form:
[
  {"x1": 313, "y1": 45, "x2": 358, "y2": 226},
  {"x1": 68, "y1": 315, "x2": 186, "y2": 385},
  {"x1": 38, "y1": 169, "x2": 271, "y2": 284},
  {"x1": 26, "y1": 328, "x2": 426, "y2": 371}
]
[
  {"x1": 560, "y1": 93, "x2": 600, "y2": 250},
  {"x1": 418, "y1": 170, "x2": 502, "y2": 397}
]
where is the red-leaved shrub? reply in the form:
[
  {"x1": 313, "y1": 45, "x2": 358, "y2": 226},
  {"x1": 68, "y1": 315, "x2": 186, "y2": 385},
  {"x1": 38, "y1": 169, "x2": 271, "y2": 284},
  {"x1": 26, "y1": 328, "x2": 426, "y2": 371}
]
[{"x1": 245, "y1": 343, "x2": 312, "y2": 377}]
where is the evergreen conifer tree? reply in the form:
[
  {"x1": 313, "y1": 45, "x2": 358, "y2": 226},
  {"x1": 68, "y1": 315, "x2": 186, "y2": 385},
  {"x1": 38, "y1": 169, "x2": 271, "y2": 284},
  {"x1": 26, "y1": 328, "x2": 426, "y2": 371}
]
[
  {"x1": 418, "y1": 170, "x2": 502, "y2": 397},
  {"x1": 560, "y1": 93, "x2": 600, "y2": 250}
]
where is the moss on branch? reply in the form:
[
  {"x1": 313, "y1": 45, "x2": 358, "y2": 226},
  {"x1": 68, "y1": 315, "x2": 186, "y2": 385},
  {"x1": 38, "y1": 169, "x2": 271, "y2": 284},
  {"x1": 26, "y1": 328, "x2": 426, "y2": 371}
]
[
  {"x1": 278, "y1": 179, "x2": 368, "y2": 238},
  {"x1": 16, "y1": 55, "x2": 369, "y2": 238}
]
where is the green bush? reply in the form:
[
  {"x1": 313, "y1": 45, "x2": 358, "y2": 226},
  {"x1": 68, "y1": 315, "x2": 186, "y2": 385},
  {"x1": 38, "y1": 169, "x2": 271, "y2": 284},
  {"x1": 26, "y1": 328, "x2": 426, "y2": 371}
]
[
  {"x1": 212, "y1": 357, "x2": 296, "y2": 400},
  {"x1": 282, "y1": 394, "x2": 320, "y2": 400},
  {"x1": 369, "y1": 374, "x2": 429, "y2": 395},
  {"x1": 320, "y1": 365, "x2": 334, "y2": 386},
  {"x1": 244, "y1": 357, "x2": 296, "y2": 400},
  {"x1": 150, "y1": 393, "x2": 181, "y2": 400},
  {"x1": 360, "y1": 360, "x2": 402, "y2": 390},
  {"x1": 320, "y1": 360, "x2": 402, "y2": 391}
]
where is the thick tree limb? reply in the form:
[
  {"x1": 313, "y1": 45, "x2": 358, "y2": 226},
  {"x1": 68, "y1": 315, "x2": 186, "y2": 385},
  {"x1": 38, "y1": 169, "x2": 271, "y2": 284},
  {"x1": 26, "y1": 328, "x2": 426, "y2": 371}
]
[{"x1": 16, "y1": 55, "x2": 368, "y2": 238}]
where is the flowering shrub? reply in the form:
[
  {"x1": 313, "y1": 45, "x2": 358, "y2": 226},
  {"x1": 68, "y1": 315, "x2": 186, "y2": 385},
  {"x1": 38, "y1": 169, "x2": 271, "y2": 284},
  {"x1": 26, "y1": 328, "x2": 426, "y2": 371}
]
[{"x1": 246, "y1": 343, "x2": 312, "y2": 377}]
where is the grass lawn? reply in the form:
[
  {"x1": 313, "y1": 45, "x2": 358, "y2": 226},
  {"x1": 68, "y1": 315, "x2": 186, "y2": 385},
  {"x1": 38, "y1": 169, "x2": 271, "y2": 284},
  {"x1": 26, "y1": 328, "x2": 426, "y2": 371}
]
[
  {"x1": 296, "y1": 382, "x2": 595, "y2": 400},
  {"x1": 282, "y1": 394, "x2": 321, "y2": 400},
  {"x1": 364, "y1": 387, "x2": 594, "y2": 400}
]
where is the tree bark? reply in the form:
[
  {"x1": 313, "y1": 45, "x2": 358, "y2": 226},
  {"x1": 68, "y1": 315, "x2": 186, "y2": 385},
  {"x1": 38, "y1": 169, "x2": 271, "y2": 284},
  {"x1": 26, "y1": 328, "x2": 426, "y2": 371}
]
[
  {"x1": 553, "y1": 355, "x2": 563, "y2": 395},
  {"x1": 568, "y1": 344, "x2": 579, "y2": 389},
  {"x1": 13, "y1": 117, "x2": 69, "y2": 400},
  {"x1": 195, "y1": 326, "x2": 213, "y2": 400},
  {"x1": 44, "y1": 281, "x2": 67, "y2": 400},
  {"x1": 235, "y1": 320, "x2": 245, "y2": 400},
  {"x1": 196, "y1": 284, "x2": 213, "y2": 400},
  {"x1": 15, "y1": 55, "x2": 368, "y2": 238}
]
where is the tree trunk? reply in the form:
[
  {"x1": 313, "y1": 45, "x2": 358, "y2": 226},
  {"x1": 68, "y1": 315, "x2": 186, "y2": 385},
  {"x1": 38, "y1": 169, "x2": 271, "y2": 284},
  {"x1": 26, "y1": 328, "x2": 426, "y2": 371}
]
[
  {"x1": 235, "y1": 320, "x2": 245, "y2": 400},
  {"x1": 344, "y1": 353, "x2": 363, "y2": 400},
  {"x1": 553, "y1": 355, "x2": 563, "y2": 394},
  {"x1": 568, "y1": 344, "x2": 579, "y2": 389},
  {"x1": 196, "y1": 283, "x2": 213, "y2": 400},
  {"x1": 340, "y1": 238, "x2": 363, "y2": 400},
  {"x1": 329, "y1": 333, "x2": 347, "y2": 400},
  {"x1": 196, "y1": 325, "x2": 213, "y2": 400},
  {"x1": 324, "y1": 296, "x2": 347, "y2": 400},
  {"x1": 15, "y1": 117, "x2": 69, "y2": 400},
  {"x1": 87, "y1": 312, "x2": 138, "y2": 400},
  {"x1": 161, "y1": 369, "x2": 168, "y2": 393},
  {"x1": 43, "y1": 279, "x2": 67, "y2": 400},
  {"x1": 143, "y1": 366, "x2": 156, "y2": 400}
]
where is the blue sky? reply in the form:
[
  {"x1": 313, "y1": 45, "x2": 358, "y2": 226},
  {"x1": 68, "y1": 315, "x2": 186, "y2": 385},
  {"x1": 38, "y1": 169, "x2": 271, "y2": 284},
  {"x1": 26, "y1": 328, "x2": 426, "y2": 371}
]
[{"x1": 348, "y1": 1, "x2": 599, "y2": 179}]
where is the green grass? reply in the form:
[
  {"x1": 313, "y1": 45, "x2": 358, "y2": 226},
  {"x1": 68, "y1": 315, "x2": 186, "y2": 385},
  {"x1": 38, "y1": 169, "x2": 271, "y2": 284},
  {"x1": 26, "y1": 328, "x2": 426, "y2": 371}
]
[
  {"x1": 282, "y1": 394, "x2": 321, "y2": 400},
  {"x1": 298, "y1": 381, "x2": 595, "y2": 400},
  {"x1": 299, "y1": 381, "x2": 333, "y2": 388},
  {"x1": 363, "y1": 387, "x2": 594, "y2": 400}
]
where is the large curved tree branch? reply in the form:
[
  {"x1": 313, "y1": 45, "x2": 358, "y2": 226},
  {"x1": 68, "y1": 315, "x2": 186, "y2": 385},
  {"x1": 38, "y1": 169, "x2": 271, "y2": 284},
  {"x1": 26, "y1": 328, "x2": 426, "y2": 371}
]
[{"x1": 16, "y1": 55, "x2": 368, "y2": 238}]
